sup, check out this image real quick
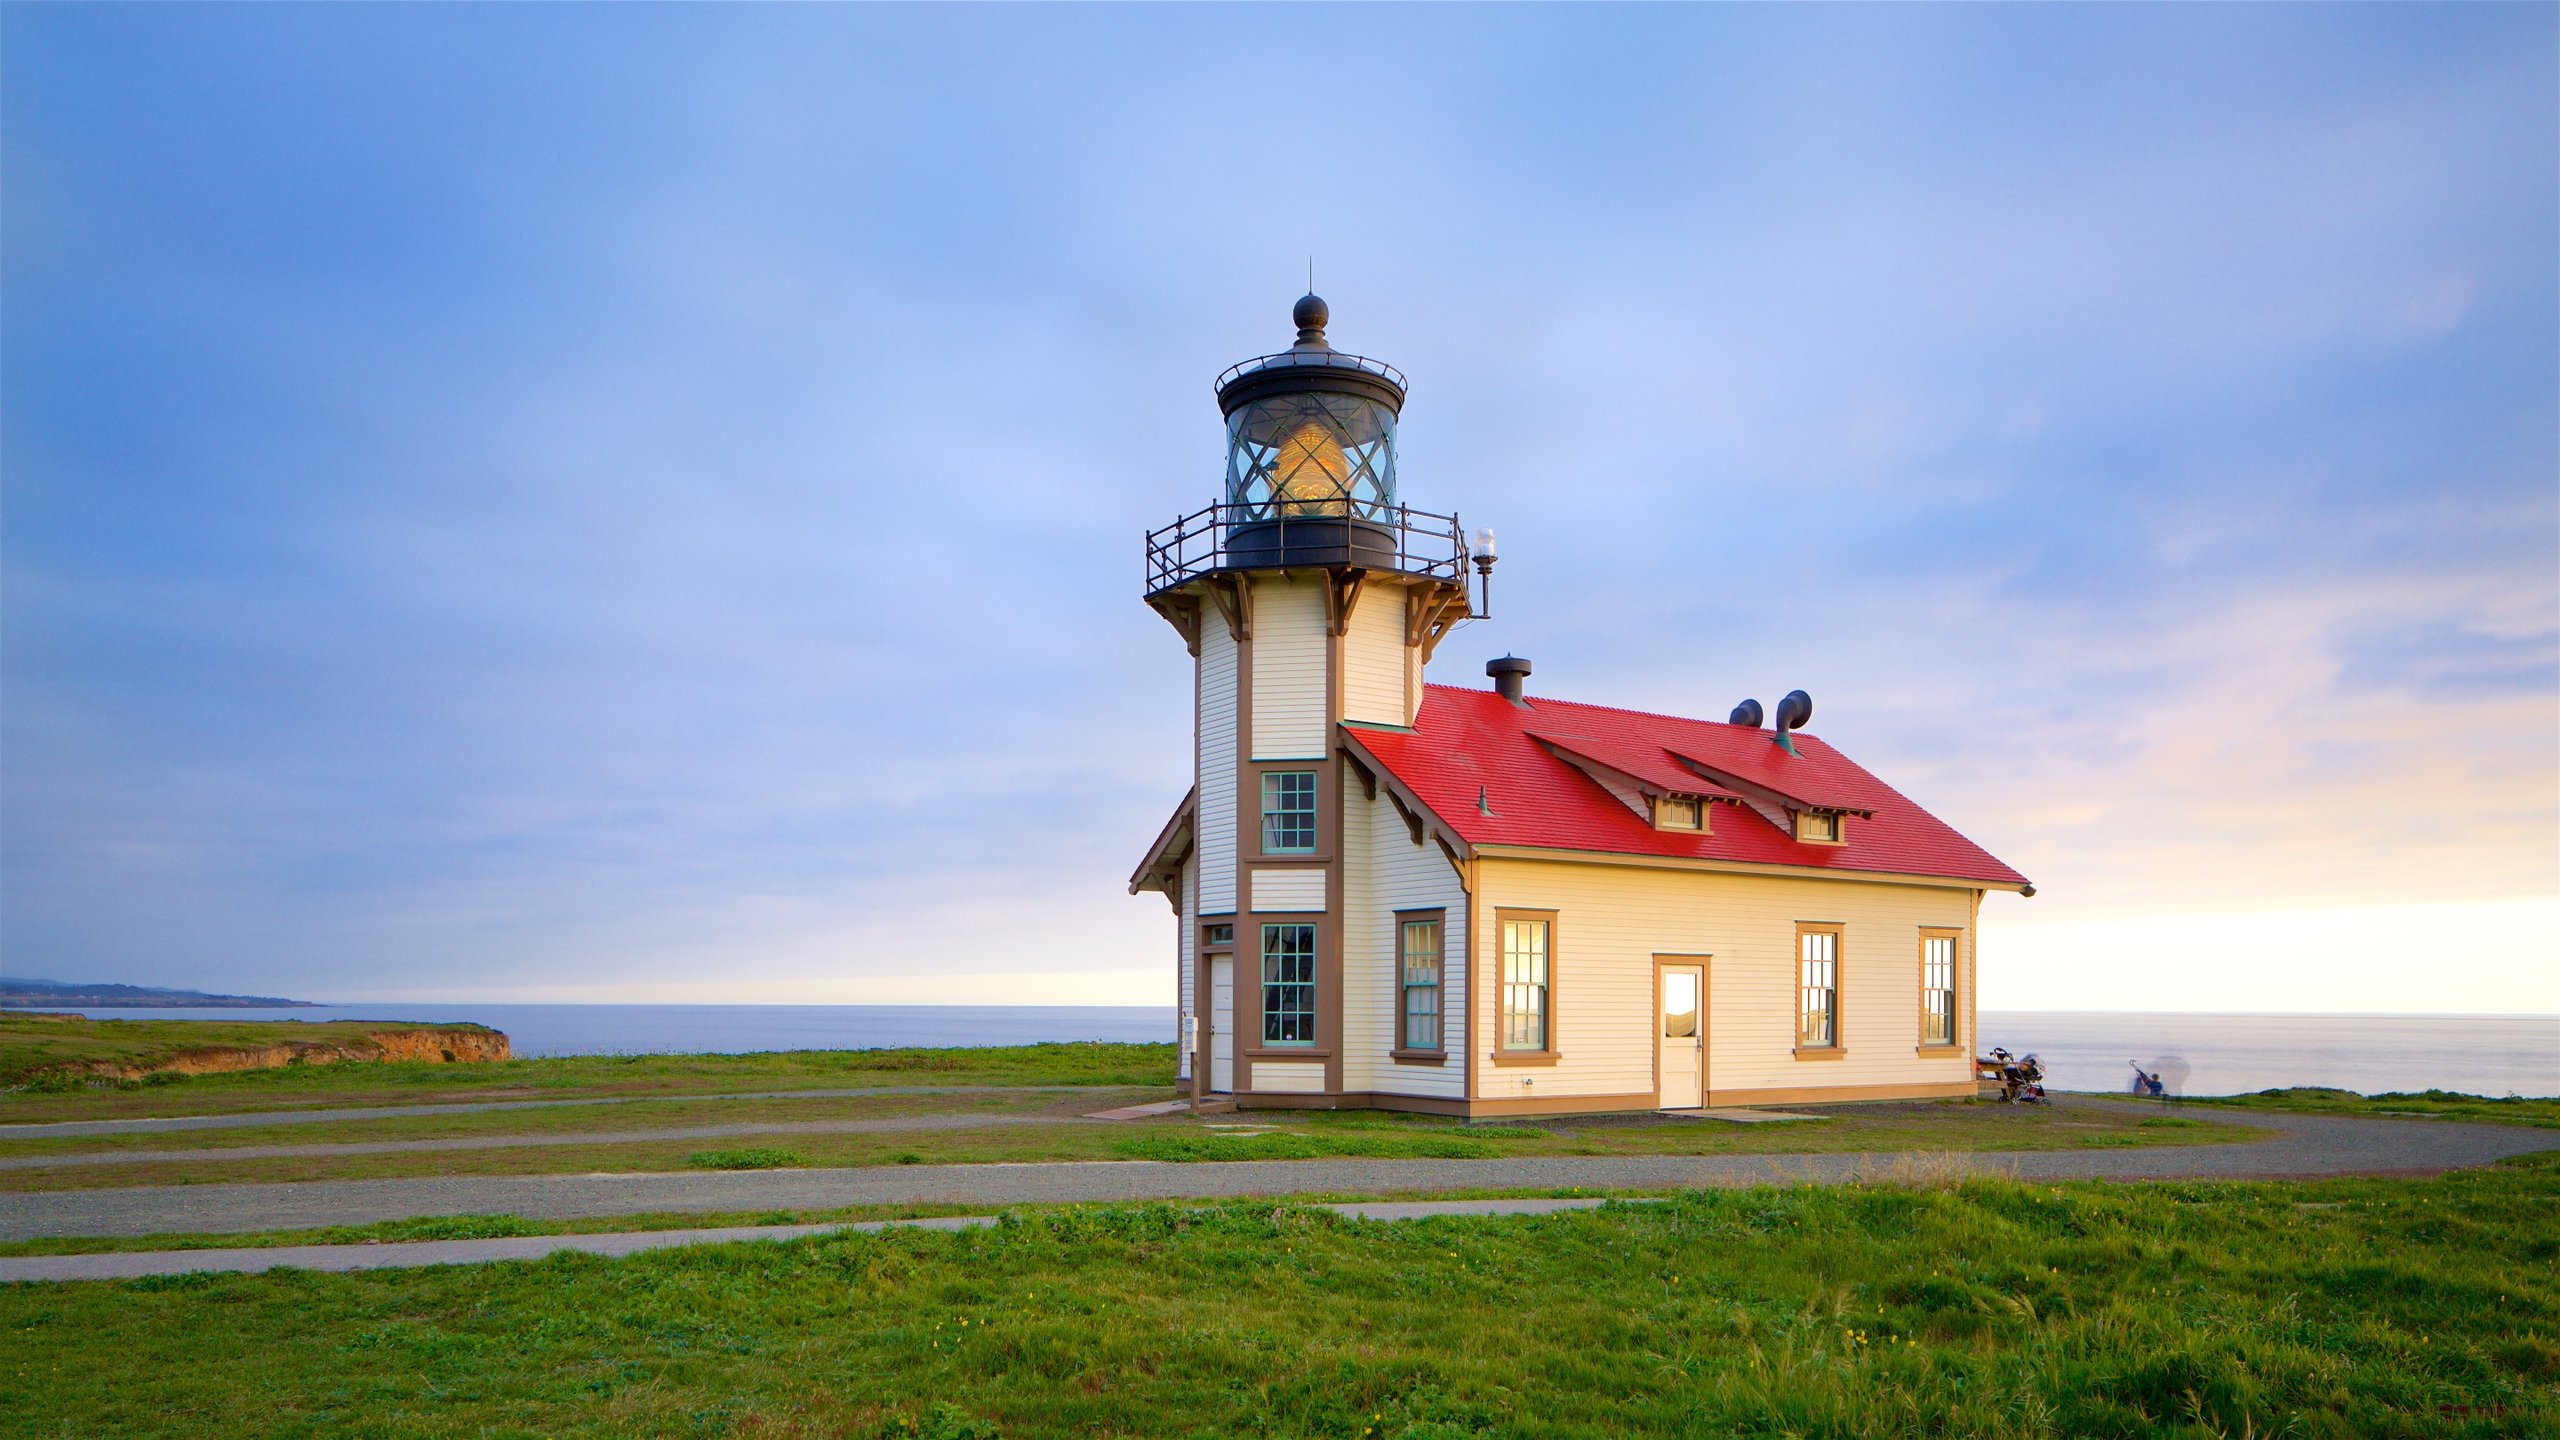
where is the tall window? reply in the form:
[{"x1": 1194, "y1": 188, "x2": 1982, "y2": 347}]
[
  {"x1": 1399, "y1": 916, "x2": 1442, "y2": 1051},
  {"x1": 1500, "y1": 918, "x2": 1550, "y2": 1051},
  {"x1": 1922, "y1": 933, "x2": 1958, "y2": 1046},
  {"x1": 1261, "y1": 924, "x2": 1316, "y2": 1044},
  {"x1": 1798, "y1": 927, "x2": 1840, "y2": 1049},
  {"x1": 1261, "y1": 771, "x2": 1317, "y2": 853}
]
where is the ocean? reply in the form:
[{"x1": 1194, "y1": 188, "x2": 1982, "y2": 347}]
[{"x1": 8, "y1": 1003, "x2": 2554, "y2": 1098}]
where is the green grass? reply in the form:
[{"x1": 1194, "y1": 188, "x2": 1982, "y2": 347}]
[
  {"x1": 0, "y1": 1015, "x2": 508, "y2": 1088},
  {"x1": 683, "y1": 1147, "x2": 808, "y2": 1170},
  {"x1": 2182, "y1": 1087, "x2": 2560, "y2": 1129},
  {"x1": 3, "y1": 1159, "x2": 2552, "y2": 1438},
  {"x1": 0, "y1": 1098, "x2": 2264, "y2": 1192},
  {"x1": 0, "y1": 1041, "x2": 1180, "y2": 1120}
]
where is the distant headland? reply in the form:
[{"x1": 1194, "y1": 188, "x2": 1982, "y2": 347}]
[{"x1": 0, "y1": 979, "x2": 316, "y2": 1009}]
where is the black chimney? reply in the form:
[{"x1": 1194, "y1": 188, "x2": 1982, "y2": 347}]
[{"x1": 1486, "y1": 655, "x2": 1532, "y2": 705}]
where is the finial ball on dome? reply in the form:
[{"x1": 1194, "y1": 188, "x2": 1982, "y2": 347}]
[{"x1": 1292, "y1": 292, "x2": 1329, "y2": 337}]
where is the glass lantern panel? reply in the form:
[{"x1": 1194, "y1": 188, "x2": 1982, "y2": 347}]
[{"x1": 1224, "y1": 392, "x2": 1397, "y2": 520}]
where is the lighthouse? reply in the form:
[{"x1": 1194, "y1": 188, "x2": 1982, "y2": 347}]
[
  {"x1": 1136, "y1": 294, "x2": 1486, "y2": 1103},
  {"x1": 1133, "y1": 295, "x2": 2028, "y2": 1118}
]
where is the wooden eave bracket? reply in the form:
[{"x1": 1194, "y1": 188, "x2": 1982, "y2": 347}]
[
  {"x1": 1667, "y1": 753, "x2": 1877, "y2": 819},
  {"x1": 1324, "y1": 569, "x2": 1368, "y2": 637},
  {"x1": 1126, "y1": 788, "x2": 1199, "y2": 896},
  {"x1": 1146, "y1": 592, "x2": 1205, "y2": 655},
  {"x1": 1406, "y1": 581, "x2": 1471, "y2": 662},
  {"x1": 1337, "y1": 730, "x2": 1477, "y2": 884},
  {"x1": 1204, "y1": 575, "x2": 1250, "y2": 643}
]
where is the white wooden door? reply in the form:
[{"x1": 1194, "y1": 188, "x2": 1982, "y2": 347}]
[
  {"x1": 1209, "y1": 954, "x2": 1235, "y2": 1093},
  {"x1": 1660, "y1": 964, "x2": 1705, "y2": 1109}
]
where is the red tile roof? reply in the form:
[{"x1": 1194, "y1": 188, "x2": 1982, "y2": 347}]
[{"x1": 1345, "y1": 685, "x2": 2029, "y2": 888}]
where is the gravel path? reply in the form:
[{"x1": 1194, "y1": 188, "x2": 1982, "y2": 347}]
[
  {"x1": 0, "y1": 1107, "x2": 2544, "y2": 1242},
  {"x1": 0, "y1": 1198, "x2": 1631, "y2": 1283},
  {"x1": 0, "y1": 1086, "x2": 1111, "y2": 1140},
  {"x1": 0, "y1": 1113, "x2": 1081, "y2": 1171}
]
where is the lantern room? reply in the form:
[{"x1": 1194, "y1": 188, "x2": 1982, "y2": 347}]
[{"x1": 1212, "y1": 294, "x2": 1408, "y2": 569}]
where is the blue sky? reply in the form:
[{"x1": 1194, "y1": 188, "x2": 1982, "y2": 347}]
[{"x1": 5, "y1": 6, "x2": 2553, "y2": 1012}]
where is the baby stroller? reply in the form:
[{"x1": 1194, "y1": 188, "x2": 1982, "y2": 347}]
[{"x1": 1978, "y1": 1047, "x2": 2047, "y2": 1105}]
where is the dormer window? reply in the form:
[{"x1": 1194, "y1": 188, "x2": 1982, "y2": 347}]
[
  {"x1": 1795, "y1": 810, "x2": 1843, "y2": 845},
  {"x1": 1656, "y1": 796, "x2": 1705, "y2": 832}
]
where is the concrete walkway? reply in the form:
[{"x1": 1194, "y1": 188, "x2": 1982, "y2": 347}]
[
  {"x1": 1, "y1": 1108, "x2": 2545, "y2": 1243},
  {"x1": 0, "y1": 1112, "x2": 1077, "y2": 1171},
  {"x1": 0, "y1": 1086, "x2": 1117, "y2": 1140},
  {"x1": 0, "y1": 1197, "x2": 1635, "y2": 1283}
]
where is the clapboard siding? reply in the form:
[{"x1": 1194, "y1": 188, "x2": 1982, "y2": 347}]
[
  {"x1": 1254, "y1": 1061, "x2": 1326, "y2": 1094},
  {"x1": 1342, "y1": 774, "x2": 1468, "y2": 1098},
  {"x1": 1473, "y1": 858, "x2": 1976, "y2": 1102},
  {"x1": 1251, "y1": 867, "x2": 1327, "y2": 913},
  {"x1": 1340, "y1": 582, "x2": 1409, "y2": 726},
  {"x1": 1197, "y1": 622, "x2": 1238, "y2": 915},
  {"x1": 1250, "y1": 577, "x2": 1328, "y2": 758}
]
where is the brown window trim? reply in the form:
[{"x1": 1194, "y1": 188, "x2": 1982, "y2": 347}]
[
  {"x1": 1242, "y1": 1047, "x2": 1336, "y2": 1060},
  {"x1": 1393, "y1": 907, "x2": 1448, "y2": 1056},
  {"x1": 1493, "y1": 907, "x2": 1560, "y2": 1062},
  {"x1": 1794, "y1": 921, "x2": 1844, "y2": 1058},
  {"x1": 1918, "y1": 925, "x2": 1962, "y2": 1052},
  {"x1": 1247, "y1": 758, "x2": 1334, "y2": 862},
  {"x1": 1390, "y1": 1049, "x2": 1448, "y2": 1066}
]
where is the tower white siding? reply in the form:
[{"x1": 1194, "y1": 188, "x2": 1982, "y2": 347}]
[
  {"x1": 1250, "y1": 576, "x2": 1329, "y2": 759},
  {"x1": 1340, "y1": 583, "x2": 1411, "y2": 727},
  {"x1": 1197, "y1": 621, "x2": 1239, "y2": 916},
  {"x1": 1251, "y1": 867, "x2": 1327, "y2": 912}
]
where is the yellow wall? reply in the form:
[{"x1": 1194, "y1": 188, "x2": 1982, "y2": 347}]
[{"x1": 1470, "y1": 855, "x2": 1980, "y2": 1106}]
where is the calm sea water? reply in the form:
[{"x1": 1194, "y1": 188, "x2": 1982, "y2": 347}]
[{"x1": 8, "y1": 1004, "x2": 2554, "y2": 1097}]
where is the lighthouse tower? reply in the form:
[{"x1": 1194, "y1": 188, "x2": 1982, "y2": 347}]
[{"x1": 1139, "y1": 295, "x2": 1484, "y2": 1102}]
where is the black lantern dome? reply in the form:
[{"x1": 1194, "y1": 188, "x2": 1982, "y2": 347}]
[{"x1": 1212, "y1": 295, "x2": 1408, "y2": 567}]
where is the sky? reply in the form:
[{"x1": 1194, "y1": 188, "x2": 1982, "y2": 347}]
[{"x1": 4, "y1": 6, "x2": 2554, "y2": 1015}]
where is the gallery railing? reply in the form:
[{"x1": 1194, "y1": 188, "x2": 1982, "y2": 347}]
[{"x1": 1143, "y1": 501, "x2": 1469, "y2": 596}]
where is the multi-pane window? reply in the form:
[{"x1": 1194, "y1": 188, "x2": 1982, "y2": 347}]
[
  {"x1": 1799, "y1": 928, "x2": 1840, "y2": 1049},
  {"x1": 1658, "y1": 796, "x2": 1703, "y2": 831},
  {"x1": 1261, "y1": 771, "x2": 1317, "y2": 853},
  {"x1": 1922, "y1": 933, "x2": 1957, "y2": 1046},
  {"x1": 1500, "y1": 919, "x2": 1550, "y2": 1051},
  {"x1": 1797, "y1": 810, "x2": 1842, "y2": 843},
  {"x1": 1203, "y1": 923, "x2": 1233, "y2": 948},
  {"x1": 1399, "y1": 917, "x2": 1442, "y2": 1051},
  {"x1": 1261, "y1": 924, "x2": 1316, "y2": 1045}
]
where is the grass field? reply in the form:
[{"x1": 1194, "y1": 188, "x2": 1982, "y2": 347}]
[
  {"x1": 0, "y1": 1093, "x2": 2252, "y2": 1192},
  {"x1": 0, "y1": 1014, "x2": 509, "y2": 1087},
  {"x1": 0, "y1": 1041, "x2": 1179, "y2": 1121},
  {"x1": 2188, "y1": 1088, "x2": 2560, "y2": 1129},
  {"x1": 3, "y1": 1156, "x2": 2550, "y2": 1439}
]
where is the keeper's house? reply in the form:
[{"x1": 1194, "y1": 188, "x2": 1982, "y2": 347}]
[{"x1": 1132, "y1": 295, "x2": 2032, "y2": 1117}]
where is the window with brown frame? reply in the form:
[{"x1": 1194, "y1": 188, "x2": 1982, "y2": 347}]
[
  {"x1": 1797, "y1": 925, "x2": 1841, "y2": 1051},
  {"x1": 1500, "y1": 917, "x2": 1551, "y2": 1052},
  {"x1": 1921, "y1": 931, "x2": 1959, "y2": 1047},
  {"x1": 1398, "y1": 914, "x2": 1443, "y2": 1052}
]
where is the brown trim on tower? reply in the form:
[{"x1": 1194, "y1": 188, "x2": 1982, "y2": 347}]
[
  {"x1": 1321, "y1": 586, "x2": 1345, "y2": 1097},
  {"x1": 1231, "y1": 602, "x2": 1255, "y2": 1096},
  {"x1": 1245, "y1": 758, "x2": 1335, "y2": 863},
  {"x1": 1491, "y1": 907, "x2": 1561, "y2": 1064}
]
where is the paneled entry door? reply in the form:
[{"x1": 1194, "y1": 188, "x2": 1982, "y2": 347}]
[
  {"x1": 1659, "y1": 962, "x2": 1705, "y2": 1109},
  {"x1": 1208, "y1": 953, "x2": 1235, "y2": 1094}
]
